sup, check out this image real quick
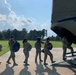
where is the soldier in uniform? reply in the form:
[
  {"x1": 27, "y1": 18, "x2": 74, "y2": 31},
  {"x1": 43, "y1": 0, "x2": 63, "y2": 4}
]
[
  {"x1": 35, "y1": 37, "x2": 44, "y2": 63},
  {"x1": 44, "y1": 37, "x2": 55, "y2": 65},
  {"x1": 23, "y1": 39, "x2": 32, "y2": 66},
  {"x1": 0, "y1": 44, "x2": 2, "y2": 64},
  {"x1": 62, "y1": 37, "x2": 74, "y2": 60},
  {"x1": 0, "y1": 44, "x2": 2, "y2": 51},
  {"x1": 7, "y1": 35, "x2": 18, "y2": 66}
]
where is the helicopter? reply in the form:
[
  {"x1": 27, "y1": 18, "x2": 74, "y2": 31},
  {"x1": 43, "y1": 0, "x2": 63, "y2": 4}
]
[{"x1": 51, "y1": 0, "x2": 76, "y2": 65}]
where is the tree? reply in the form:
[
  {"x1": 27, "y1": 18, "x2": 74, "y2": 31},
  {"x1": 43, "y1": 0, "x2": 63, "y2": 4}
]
[
  {"x1": 20, "y1": 28, "x2": 27, "y2": 39},
  {"x1": 41, "y1": 29, "x2": 47, "y2": 39},
  {"x1": 1, "y1": 28, "x2": 48, "y2": 40},
  {"x1": 2, "y1": 29, "x2": 12, "y2": 40},
  {"x1": 55, "y1": 35, "x2": 61, "y2": 41},
  {"x1": 0, "y1": 32, "x2": 4, "y2": 40},
  {"x1": 50, "y1": 35, "x2": 55, "y2": 41}
]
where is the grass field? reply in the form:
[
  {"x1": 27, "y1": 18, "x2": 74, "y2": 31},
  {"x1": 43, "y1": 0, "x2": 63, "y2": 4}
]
[{"x1": 0, "y1": 40, "x2": 76, "y2": 56}]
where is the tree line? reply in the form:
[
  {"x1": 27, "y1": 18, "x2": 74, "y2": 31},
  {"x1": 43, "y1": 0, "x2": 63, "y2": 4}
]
[{"x1": 0, "y1": 28, "x2": 61, "y2": 41}]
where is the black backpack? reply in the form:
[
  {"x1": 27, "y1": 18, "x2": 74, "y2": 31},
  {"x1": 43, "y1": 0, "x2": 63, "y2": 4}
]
[
  {"x1": 12, "y1": 41, "x2": 20, "y2": 52},
  {"x1": 48, "y1": 43, "x2": 53, "y2": 50}
]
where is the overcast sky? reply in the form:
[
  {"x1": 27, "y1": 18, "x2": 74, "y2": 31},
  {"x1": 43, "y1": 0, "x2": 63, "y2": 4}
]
[{"x1": 0, "y1": 0, "x2": 56, "y2": 36}]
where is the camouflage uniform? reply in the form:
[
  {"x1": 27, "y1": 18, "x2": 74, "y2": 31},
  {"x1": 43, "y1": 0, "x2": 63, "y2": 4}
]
[
  {"x1": 0, "y1": 44, "x2": 2, "y2": 51},
  {"x1": 44, "y1": 38, "x2": 54, "y2": 65},
  {"x1": 23, "y1": 41, "x2": 32, "y2": 65},
  {"x1": 35, "y1": 41, "x2": 43, "y2": 63},
  {"x1": 7, "y1": 35, "x2": 17, "y2": 65},
  {"x1": 62, "y1": 37, "x2": 74, "y2": 60},
  {"x1": 0, "y1": 44, "x2": 2, "y2": 64}
]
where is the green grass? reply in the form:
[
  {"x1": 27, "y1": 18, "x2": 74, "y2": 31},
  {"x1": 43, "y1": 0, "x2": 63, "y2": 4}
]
[
  {"x1": 0, "y1": 40, "x2": 76, "y2": 56},
  {"x1": 0, "y1": 40, "x2": 9, "y2": 56}
]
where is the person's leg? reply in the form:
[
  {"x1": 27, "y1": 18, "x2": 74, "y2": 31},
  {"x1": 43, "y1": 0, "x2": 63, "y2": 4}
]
[
  {"x1": 44, "y1": 52, "x2": 48, "y2": 65},
  {"x1": 11, "y1": 51, "x2": 18, "y2": 66},
  {"x1": 39, "y1": 49, "x2": 43, "y2": 62},
  {"x1": 35, "y1": 50, "x2": 38, "y2": 63},
  {"x1": 47, "y1": 51, "x2": 55, "y2": 63},
  {"x1": 63, "y1": 46, "x2": 67, "y2": 60},
  {"x1": 68, "y1": 46, "x2": 74, "y2": 56},
  {"x1": 7, "y1": 51, "x2": 12, "y2": 64},
  {"x1": 25, "y1": 52, "x2": 29, "y2": 65},
  {"x1": 23, "y1": 50, "x2": 26, "y2": 63}
]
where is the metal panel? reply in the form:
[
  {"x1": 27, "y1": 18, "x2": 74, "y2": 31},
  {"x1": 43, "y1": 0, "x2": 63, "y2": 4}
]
[{"x1": 51, "y1": 0, "x2": 76, "y2": 43}]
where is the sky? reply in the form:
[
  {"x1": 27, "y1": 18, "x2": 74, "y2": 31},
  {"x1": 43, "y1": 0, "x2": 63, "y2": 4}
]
[{"x1": 0, "y1": 0, "x2": 56, "y2": 36}]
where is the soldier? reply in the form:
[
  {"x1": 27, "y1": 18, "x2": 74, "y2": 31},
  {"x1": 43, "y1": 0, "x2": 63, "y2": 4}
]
[
  {"x1": 23, "y1": 39, "x2": 32, "y2": 66},
  {"x1": 7, "y1": 35, "x2": 18, "y2": 66},
  {"x1": 0, "y1": 44, "x2": 2, "y2": 64},
  {"x1": 35, "y1": 37, "x2": 44, "y2": 63},
  {"x1": 62, "y1": 37, "x2": 74, "y2": 60},
  {"x1": 44, "y1": 37, "x2": 55, "y2": 65},
  {"x1": 0, "y1": 44, "x2": 2, "y2": 51}
]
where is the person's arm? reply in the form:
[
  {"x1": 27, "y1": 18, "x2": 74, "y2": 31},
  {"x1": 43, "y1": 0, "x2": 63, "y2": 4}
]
[
  {"x1": 9, "y1": 39, "x2": 16, "y2": 47},
  {"x1": 41, "y1": 41, "x2": 44, "y2": 44}
]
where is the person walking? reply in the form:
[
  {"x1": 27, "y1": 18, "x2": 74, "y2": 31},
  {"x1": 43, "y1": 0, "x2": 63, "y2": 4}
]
[
  {"x1": 62, "y1": 37, "x2": 74, "y2": 60},
  {"x1": 0, "y1": 44, "x2": 2, "y2": 51},
  {"x1": 0, "y1": 44, "x2": 2, "y2": 64},
  {"x1": 7, "y1": 35, "x2": 18, "y2": 66},
  {"x1": 23, "y1": 39, "x2": 32, "y2": 66},
  {"x1": 44, "y1": 37, "x2": 55, "y2": 65},
  {"x1": 35, "y1": 37, "x2": 44, "y2": 63}
]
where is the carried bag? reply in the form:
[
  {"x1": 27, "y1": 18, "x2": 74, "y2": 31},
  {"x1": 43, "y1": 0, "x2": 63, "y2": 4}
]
[
  {"x1": 28, "y1": 43, "x2": 32, "y2": 51},
  {"x1": 48, "y1": 43, "x2": 53, "y2": 50},
  {"x1": 12, "y1": 41, "x2": 20, "y2": 52},
  {"x1": 41, "y1": 49, "x2": 44, "y2": 53},
  {"x1": 41, "y1": 43, "x2": 53, "y2": 53}
]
